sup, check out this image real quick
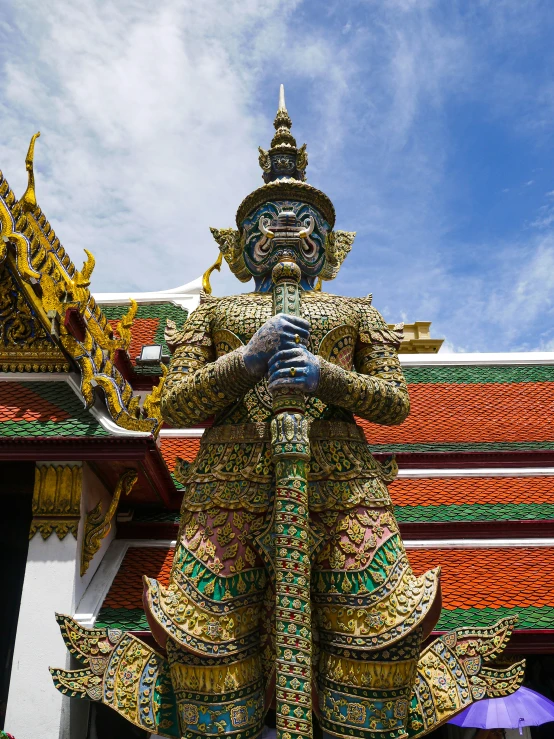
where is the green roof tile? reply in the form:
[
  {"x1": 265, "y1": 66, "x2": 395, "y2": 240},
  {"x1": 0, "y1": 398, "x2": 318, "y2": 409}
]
[
  {"x1": 403, "y1": 364, "x2": 554, "y2": 384},
  {"x1": 94, "y1": 605, "x2": 554, "y2": 633},
  {"x1": 171, "y1": 472, "x2": 184, "y2": 490},
  {"x1": 369, "y1": 441, "x2": 554, "y2": 453},
  {"x1": 394, "y1": 503, "x2": 554, "y2": 523},
  {"x1": 95, "y1": 607, "x2": 149, "y2": 631},
  {"x1": 436, "y1": 606, "x2": 554, "y2": 631},
  {"x1": 0, "y1": 381, "x2": 108, "y2": 437}
]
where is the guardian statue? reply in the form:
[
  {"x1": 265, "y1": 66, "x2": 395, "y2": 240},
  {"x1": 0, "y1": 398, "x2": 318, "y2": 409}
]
[{"x1": 51, "y1": 86, "x2": 524, "y2": 739}]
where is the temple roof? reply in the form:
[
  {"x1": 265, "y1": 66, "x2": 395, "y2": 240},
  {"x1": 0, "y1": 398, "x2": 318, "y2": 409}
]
[
  {"x1": 103, "y1": 303, "x2": 187, "y2": 362},
  {"x1": 359, "y1": 359, "x2": 554, "y2": 454},
  {"x1": 391, "y1": 475, "x2": 554, "y2": 523},
  {"x1": 96, "y1": 546, "x2": 174, "y2": 631},
  {"x1": 0, "y1": 379, "x2": 107, "y2": 437},
  {"x1": 101, "y1": 301, "x2": 188, "y2": 383},
  {"x1": 159, "y1": 436, "x2": 201, "y2": 490},
  {"x1": 409, "y1": 546, "x2": 554, "y2": 631},
  {"x1": 91, "y1": 543, "x2": 554, "y2": 637},
  {"x1": 157, "y1": 355, "x2": 554, "y2": 483},
  {"x1": 0, "y1": 151, "x2": 166, "y2": 436}
]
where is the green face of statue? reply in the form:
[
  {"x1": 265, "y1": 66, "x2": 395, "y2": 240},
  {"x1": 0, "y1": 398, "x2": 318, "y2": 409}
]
[{"x1": 241, "y1": 201, "x2": 330, "y2": 292}]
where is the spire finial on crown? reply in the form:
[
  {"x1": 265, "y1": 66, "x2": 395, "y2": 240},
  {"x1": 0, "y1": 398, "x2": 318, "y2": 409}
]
[
  {"x1": 272, "y1": 83, "x2": 295, "y2": 148},
  {"x1": 258, "y1": 84, "x2": 308, "y2": 183},
  {"x1": 278, "y1": 83, "x2": 286, "y2": 112}
]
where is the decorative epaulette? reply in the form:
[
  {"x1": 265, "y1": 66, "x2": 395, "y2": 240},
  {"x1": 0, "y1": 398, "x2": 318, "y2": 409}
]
[
  {"x1": 360, "y1": 322, "x2": 404, "y2": 349},
  {"x1": 199, "y1": 289, "x2": 220, "y2": 305}
]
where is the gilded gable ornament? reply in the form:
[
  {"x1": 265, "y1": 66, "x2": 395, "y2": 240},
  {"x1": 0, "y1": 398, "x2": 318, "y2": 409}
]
[
  {"x1": 0, "y1": 263, "x2": 68, "y2": 371},
  {"x1": 30, "y1": 464, "x2": 82, "y2": 541},
  {"x1": 258, "y1": 147, "x2": 271, "y2": 174},
  {"x1": 321, "y1": 230, "x2": 356, "y2": 280},
  {"x1": 80, "y1": 469, "x2": 138, "y2": 576},
  {"x1": 20, "y1": 131, "x2": 41, "y2": 214},
  {"x1": 0, "y1": 147, "x2": 161, "y2": 432}
]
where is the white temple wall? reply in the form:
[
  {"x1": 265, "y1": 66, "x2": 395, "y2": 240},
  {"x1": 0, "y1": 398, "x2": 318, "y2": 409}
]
[
  {"x1": 5, "y1": 522, "x2": 87, "y2": 738},
  {"x1": 5, "y1": 462, "x2": 118, "y2": 739}
]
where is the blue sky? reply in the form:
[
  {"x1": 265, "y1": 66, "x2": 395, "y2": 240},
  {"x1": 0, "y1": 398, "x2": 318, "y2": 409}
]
[{"x1": 1, "y1": 0, "x2": 554, "y2": 351}]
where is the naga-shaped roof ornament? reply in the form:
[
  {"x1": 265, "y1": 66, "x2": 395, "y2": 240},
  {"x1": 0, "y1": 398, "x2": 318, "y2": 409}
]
[{"x1": 258, "y1": 84, "x2": 308, "y2": 184}]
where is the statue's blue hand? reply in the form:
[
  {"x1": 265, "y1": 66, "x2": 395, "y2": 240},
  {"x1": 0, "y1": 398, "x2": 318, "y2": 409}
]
[
  {"x1": 243, "y1": 314, "x2": 310, "y2": 379},
  {"x1": 267, "y1": 346, "x2": 320, "y2": 393}
]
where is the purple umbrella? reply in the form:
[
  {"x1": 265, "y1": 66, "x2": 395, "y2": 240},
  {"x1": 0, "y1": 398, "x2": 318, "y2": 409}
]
[{"x1": 449, "y1": 686, "x2": 554, "y2": 733}]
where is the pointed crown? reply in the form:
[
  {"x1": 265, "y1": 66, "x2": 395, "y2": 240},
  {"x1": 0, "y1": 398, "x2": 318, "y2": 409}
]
[
  {"x1": 236, "y1": 85, "x2": 336, "y2": 228},
  {"x1": 258, "y1": 85, "x2": 308, "y2": 184}
]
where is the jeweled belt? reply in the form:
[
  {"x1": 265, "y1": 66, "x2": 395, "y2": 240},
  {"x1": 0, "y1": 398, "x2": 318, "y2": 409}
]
[{"x1": 202, "y1": 420, "x2": 366, "y2": 444}]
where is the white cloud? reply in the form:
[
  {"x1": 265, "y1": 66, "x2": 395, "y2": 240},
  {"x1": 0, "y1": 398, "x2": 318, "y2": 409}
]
[
  {"x1": 2, "y1": 0, "x2": 554, "y2": 354},
  {"x1": 531, "y1": 207, "x2": 554, "y2": 231},
  {"x1": 0, "y1": 0, "x2": 354, "y2": 294}
]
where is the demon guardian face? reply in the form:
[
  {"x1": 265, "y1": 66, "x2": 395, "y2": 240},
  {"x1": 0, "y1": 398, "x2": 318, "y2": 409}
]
[{"x1": 241, "y1": 201, "x2": 330, "y2": 289}]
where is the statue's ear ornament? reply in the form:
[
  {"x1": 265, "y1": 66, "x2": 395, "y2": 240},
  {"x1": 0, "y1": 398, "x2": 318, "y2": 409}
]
[
  {"x1": 258, "y1": 147, "x2": 271, "y2": 174},
  {"x1": 209, "y1": 227, "x2": 251, "y2": 283},
  {"x1": 296, "y1": 144, "x2": 308, "y2": 181},
  {"x1": 321, "y1": 230, "x2": 356, "y2": 280}
]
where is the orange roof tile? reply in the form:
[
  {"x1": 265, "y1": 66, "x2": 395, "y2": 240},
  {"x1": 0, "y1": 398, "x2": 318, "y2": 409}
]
[
  {"x1": 102, "y1": 547, "x2": 174, "y2": 609},
  {"x1": 0, "y1": 382, "x2": 70, "y2": 422},
  {"x1": 160, "y1": 437, "x2": 201, "y2": 470},
  {"x1": 409, "y1": 547, "x2": 554, "y2": 609},
  {"x1": 101, "y1": 545, "x2": 554, "y2": 613},
  {"x1": 357, "y1": 382, "x2": 554, "y2": 445},
  {"x1": 390, "y1": 476, "x2": 554, "y2": 507}
]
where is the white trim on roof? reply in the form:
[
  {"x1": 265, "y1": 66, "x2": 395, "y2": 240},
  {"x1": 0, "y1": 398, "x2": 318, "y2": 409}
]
[
  {"x1": 405, "y1": 538, "x2": 554, "y2": 549},
  {"x1": 397, "y1": 467, "x2": 554, "y2": 478},
  {"x1": 93, "y1": 276, "x2": 202, "y2": 311},
  {"x1": 399, "y1": 351, "x2": 554, "y2": 366},
  {"x1": 74, "y1": 540, "x2": 129, "y2": 627},
  {"x1": 65, "y1": 374, "x2": 152, "y2": 438},
  {"x1": 0, "y1": 372, "x2": 70, "y2": 382},
  {"x1": 159, "y1": 428, "x2": 205, "y2": 438}
]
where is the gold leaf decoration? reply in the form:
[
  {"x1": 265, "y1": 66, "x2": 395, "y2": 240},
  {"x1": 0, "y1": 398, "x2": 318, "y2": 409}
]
[{"x1": 80, "y1": 469, "x2": 138, "y2": 576}]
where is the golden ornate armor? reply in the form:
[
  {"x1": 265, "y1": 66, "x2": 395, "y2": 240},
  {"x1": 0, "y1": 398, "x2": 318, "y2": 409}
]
[{"x1": 146, "y1": 290, "x2": 440, "y2": 739}]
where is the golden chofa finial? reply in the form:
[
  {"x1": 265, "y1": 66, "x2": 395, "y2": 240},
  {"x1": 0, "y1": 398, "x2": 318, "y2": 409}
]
[{"x1": 20, "y1": 132, "x2": 41, "y2": 213}]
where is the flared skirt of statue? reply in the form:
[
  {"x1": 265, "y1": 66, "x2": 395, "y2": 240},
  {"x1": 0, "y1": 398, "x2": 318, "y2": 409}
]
[{"x1": 144, "y1": 472, "x2": 440, "y2": 739}]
